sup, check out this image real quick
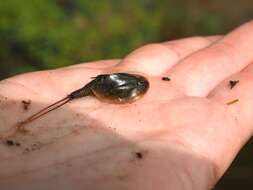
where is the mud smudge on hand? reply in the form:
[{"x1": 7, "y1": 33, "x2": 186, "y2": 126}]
[
  {"x1": 133, "y1": 150, "x2": 148, "y2": 161},
  {"x1": 24, "y1": 142, "x2": 42, "y2": 153},
  {"x1": 229, "y1": 80, "x2": 239, "y2": 89},
  {"x1": 21, "y1": 100, "x2": 31, "y2": 110},
  {"x1": 4, "y1": 139, "x2": 21, "y2": 147},
  {"x1": 135, "y1": 152, "x2": 143, "y2": 159}
]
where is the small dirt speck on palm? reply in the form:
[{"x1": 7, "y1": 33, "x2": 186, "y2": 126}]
[
  {"x1": 135, "y1": 152, "x2": 143, "y2": 159},
  {"x1": 5, "y1": 139, "x2": 21, "y2": 147},
  {"x1": 162, "y1": 77, "x2": 171, "y2": 81},
  {"x1": 24, "y1": 143, "x2": 42, "y2": 152},
  {"x1": 32, "y1": 142, "x2": 42, "y2": 151},
  {"x1": 22, "y1": 100, "x2": 31, "y2": 110},
  {"x1": 229, "y1": 80, "x2": 239, "y2": 89}
]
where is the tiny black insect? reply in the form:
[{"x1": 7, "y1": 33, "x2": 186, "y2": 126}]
[{"x1": 161, "y1": 77, "x2": 171, "y2": 81}]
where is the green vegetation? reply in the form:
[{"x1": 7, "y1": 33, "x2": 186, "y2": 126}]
[
  {"x1": 0, "y1": 0, "x2": 163, "y2": 78},
  {"x1": 0, "y1": 0, "x2": 249, "y2": 78}
]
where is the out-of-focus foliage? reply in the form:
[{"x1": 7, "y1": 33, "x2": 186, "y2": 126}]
[
  {"x1": 0, "y1": 0, "x2": 164, "y2": 78},
  {"x1": 0, "y1": 0, "x2": 252, "y2": 79}
]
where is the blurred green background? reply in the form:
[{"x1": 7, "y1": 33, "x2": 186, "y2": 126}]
[
  {"x1": 1, "y1": 0, "x2": 253, "y2": 79},
  {"x1": 0, "y1": 0, "x2": 253, "y2": 189}
]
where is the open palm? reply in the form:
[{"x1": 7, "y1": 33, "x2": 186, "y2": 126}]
[{"x1": 1, "y1": 21, "x2": 253, "y2": 190}]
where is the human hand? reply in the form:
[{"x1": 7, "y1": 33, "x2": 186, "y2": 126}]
[{"x1": 1, "y1": 21, "x2": 253, "y2": 190}]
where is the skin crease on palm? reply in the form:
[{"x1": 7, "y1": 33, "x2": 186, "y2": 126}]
[{"x1": 1, "y1": 21, "x2": 253, "y2": 190}]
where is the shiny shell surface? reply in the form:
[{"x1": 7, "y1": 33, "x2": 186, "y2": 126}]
[{"x1": 90, "y1": 73, "x2": 149, "y2": 103}]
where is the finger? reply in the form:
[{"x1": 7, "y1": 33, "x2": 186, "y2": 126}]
[
  {"x1": 60, "y1": 59, "x2": 120, "y2": 70},
  {"x1": 206, "y1": 64, "x2": 253, "y2": 176},
  {"x1": 6, "y1": 68, "x2": 101, "y2": 99},
  {"x1": 5, "y1": 59, "x2": 120, "y2": 98},
  {"x1": 167, "y1": 21, "x2": 253, "y2": 97},
  {"x1": 116, "y1": 36, "x2": 222, "y2": 76},
  {"x1": 208, "y1": 62, "x2": 253, "y2": 137},
  {"x1": 162, "y1": 35, "x2": 222, "y2": 55},
  {"x1": 6, "y1": 59, "x2": 121, "y2": 99}
]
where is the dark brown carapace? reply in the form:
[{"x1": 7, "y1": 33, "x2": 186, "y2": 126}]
[{"x1": 18, "y1": 73, "x2": 149, "y2": 128}]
